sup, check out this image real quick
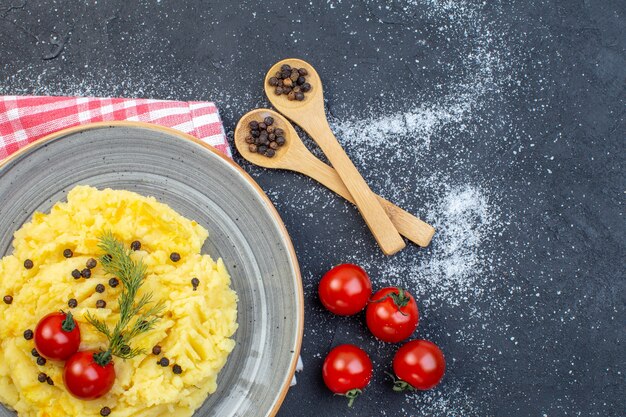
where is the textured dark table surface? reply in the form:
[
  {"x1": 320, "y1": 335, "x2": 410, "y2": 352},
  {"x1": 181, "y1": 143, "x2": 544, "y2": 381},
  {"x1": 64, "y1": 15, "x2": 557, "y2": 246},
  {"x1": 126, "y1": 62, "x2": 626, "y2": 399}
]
[{"x1": 1, "y1": 1, "x2": 624, "y2": 416}]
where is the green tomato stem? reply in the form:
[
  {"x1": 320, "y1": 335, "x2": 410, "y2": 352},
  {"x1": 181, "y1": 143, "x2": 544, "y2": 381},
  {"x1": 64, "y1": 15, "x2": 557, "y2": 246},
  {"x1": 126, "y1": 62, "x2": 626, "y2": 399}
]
[
  {"x1": 61, "y1": 311, "x2": 77, "y2": 332},
  {"x1": 336, "y1": 388, "x2": 362, "y2": 407}
]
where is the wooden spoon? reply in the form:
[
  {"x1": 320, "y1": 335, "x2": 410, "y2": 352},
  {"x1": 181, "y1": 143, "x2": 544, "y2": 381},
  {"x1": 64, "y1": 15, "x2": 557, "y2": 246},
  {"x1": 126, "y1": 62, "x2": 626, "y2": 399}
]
[
  {"x1": 235, "y1": 109, "x2": 435, "y2": 247},
  {"x1": 264, "y1": 59, "x2": 406, "y2": 255}
]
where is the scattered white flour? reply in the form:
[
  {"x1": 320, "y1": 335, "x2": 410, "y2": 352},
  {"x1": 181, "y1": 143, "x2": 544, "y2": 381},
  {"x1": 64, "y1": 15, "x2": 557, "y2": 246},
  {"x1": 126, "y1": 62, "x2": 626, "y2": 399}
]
[
  {"x1": 419, "y1": 184, "x2": 497, "y2": 299},
  {"x1": 403, "y1": 382, "x2": 479, "y2": 416},
  {"x1": 332, "y1": 98, "x2": 472, "y2": 153}
]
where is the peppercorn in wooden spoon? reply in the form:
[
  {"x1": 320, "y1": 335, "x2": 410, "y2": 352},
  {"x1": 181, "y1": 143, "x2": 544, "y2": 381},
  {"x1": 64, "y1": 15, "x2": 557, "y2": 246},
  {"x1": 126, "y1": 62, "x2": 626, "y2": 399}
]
[
  {"x1": 234, "y1": 109, "x2": 435, "y2": 248},
  {"x1": 264, "y1": 59, "x2": 406, "y2": 255}
]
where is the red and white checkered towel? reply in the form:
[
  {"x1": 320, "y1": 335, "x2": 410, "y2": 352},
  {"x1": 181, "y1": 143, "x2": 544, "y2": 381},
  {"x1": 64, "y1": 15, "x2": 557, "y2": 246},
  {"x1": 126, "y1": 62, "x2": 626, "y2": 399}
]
[{"x1": 0, "y1": 95, "x2": 230, "y2": 159}]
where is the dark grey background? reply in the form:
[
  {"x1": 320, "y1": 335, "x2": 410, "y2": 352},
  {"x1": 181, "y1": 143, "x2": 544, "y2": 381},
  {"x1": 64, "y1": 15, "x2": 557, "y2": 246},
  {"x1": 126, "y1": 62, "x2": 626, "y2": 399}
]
[{"x1": 1, "y1": 0, "x2": 624, "y2": 416}]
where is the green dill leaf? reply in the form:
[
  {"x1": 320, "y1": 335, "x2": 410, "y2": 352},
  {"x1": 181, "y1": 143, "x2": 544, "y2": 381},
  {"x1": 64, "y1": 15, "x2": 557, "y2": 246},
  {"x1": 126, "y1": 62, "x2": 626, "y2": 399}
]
[{"x1": 86, "y1": 232, "x2": 164, "y2": 360}]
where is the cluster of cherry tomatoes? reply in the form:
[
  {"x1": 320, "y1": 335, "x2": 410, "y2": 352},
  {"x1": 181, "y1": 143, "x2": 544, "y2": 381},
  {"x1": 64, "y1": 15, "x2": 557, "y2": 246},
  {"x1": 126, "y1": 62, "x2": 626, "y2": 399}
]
[
  {"x1": 33, "y1": 311, "x2": 115, "y2": 399},
  {"x1": 318, "y1": 264, "x2": 446, "y2": 407}
]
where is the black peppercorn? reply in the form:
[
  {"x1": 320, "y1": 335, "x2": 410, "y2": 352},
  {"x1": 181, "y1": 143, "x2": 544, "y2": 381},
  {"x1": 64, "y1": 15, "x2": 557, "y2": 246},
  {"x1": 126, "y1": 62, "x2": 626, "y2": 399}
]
[
  {"x1": 296, "y1": 76, "x2": 306, "y2": 86},
  {"x1": 250, "y1": 129, "x2": 260, "y2": 138},
  {"x1": 72, "y1": 269, "x2": 82, "y2": 279},
  {"x1": 245, "y1": 136, "x2": 254, "y2": 144},
  {"x1": 280, "y1": 64, "x2": 291, "y2": 72},
  {"x1": 191, "y1": 277, "x2": 200, "y2": 290},
  {"x1": 248, "y1": 117, "x2": 287, "y2": 159},
  {"x1": 3, "y1": 295, "x2": 12, "y2": 304},
  {"x1": 108, "y1": 277, "x2": 119, "y2": 288},
  {"x1": 31, "y1": 348, "x2": 40, "y2": 357},
  {"x1": 268, "y1": 77, "x2": 279, "y2": 87},
  {"x1": 95, "y1": 284, "x2": 105, "y2": 293},
  {"x1": 170, "y1": 252, "x2": 181, "y2": 262},
  {"x1": 46, "y1": 376, "x2": 54, "y2": 385},
  {"x1": 100, "y1": 407, "x2": 111, "y2": 416},
  {"x1": 159, "y1": 357, "x2": 170, "y2": 367},
  {"x1": 290, "y1": 71, "x2": 299, "y2": 82},
  {"x1": 24, "y1": 259, "x2": 33, "y2": 269},
  {"x1": 96, "y1": 299, "x2": 106, "y2": 309},
  {"x1": 68, "y1": 298, "x2": 78, "y2": 308},
  {"x1": 295, "y1": 92, "x2": 305, "y2": 101},
  {"x1": 152, "y1": 345, "x2": 162, "y2": 355},
  {"x1": 298, "y1": 68, "x2": 308, "y2": 76},
  {"x1": 301, "y1": 83, "x2": 312, "y2": 92},
  {"x1": 86, "y1": 258, "x2": 97, "y2": 269},
  {"x1": 274, "y1": 86, "x2": 284, "y2": 95},
  {"x1": 63, "y1": 249, "x2": 73, "y2": 258},
  {"x1": 81, "y1": 268, "x2": 92, "y2": 278},
  {"x1": 172, "y1": 364, "x2": 183, "y2": 374},
  {"x1": 37, "y1": 356, "x2": 46, "y2": 366},
  {"x1": 130, "y1": 240, "x2": 141, "y2": 251},
  {"x1": 287, "y1": 91, "x2": 296, "y2": 101},
  {"x1": 248, "y1": 120, "x2": 259, "y2": 130},
  {"x1": 24, "y1": 329, "x2": 34, "y2": 340},
  {"x1": 37, "y1": 372, "x2": 47, "y2": 383}
]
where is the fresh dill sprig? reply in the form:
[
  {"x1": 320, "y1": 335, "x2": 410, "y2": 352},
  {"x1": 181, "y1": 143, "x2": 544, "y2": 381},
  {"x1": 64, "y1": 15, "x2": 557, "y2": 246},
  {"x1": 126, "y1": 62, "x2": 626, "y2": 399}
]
[{"x1": 85, "y1": 232, "x2": 164, "y2": 362}]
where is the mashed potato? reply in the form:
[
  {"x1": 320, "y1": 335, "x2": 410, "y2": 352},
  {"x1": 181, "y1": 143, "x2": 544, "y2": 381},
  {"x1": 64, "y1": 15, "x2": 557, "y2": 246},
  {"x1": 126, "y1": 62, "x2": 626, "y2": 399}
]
[{"x1": 0, "y1": 186, "x2": 238, "y2": 417}]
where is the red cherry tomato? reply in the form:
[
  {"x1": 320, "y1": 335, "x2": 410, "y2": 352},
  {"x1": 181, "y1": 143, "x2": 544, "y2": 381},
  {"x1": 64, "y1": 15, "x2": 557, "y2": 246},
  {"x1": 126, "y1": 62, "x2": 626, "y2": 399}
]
[
  {"x1": 322, "y1": 344, "x2": 372, "y2": 407},
  {"x1": 318, "y1": 264, "x2": 372, "y2": 316},
  {"x1": 365, "y1": 287, "x2": 419, "y2": 343},
  {"x1": 392, "y1": 340, "x2": 446, "y2": 390},
  {"x1": 34, "y1": 311, "x2": 81, "y2": 361},
  {"x1": 64, "y1": 350, "x2": 116, "y2": 399}
]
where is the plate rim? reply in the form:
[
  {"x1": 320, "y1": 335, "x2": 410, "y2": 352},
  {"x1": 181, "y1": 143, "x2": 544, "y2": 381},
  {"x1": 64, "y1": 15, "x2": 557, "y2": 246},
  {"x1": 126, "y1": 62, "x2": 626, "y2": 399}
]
[{"x1": 0, "y1": 120, "x2": 304, "y2": 417}]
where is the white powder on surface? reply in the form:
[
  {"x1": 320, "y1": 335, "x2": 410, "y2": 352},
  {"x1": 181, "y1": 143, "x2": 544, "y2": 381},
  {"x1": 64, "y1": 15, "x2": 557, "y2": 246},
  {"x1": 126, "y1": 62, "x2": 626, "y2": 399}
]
[
  {"x1": 332, "y1": 98, "x2": 472, "y2": 153},
  {"x1": 419, "y1": 184, "x2": 497, "y2": 301},
  {"x1": 403, "y1": 382, "x2": 479, "y2": 416}
]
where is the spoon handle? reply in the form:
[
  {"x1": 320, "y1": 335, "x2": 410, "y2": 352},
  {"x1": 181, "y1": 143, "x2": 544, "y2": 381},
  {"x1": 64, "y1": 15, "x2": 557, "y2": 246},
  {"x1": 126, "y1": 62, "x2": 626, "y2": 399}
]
[
  {"x1": 301, "y1": 117, "x2": 406, "y2": 255},
  {"x1": 287, "y1": 152, "x2": 435, "y2": 247}
]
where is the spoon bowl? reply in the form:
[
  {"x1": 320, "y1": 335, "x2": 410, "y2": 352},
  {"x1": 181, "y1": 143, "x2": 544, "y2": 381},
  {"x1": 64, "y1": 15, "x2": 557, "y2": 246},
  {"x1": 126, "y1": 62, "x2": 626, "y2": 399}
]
[
  {"x1": 234, "y1": 109, "x2": 299, "y2": 170},
  {"x1": 264, "y1": 59, "x2": 324, "y2": 114}
]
